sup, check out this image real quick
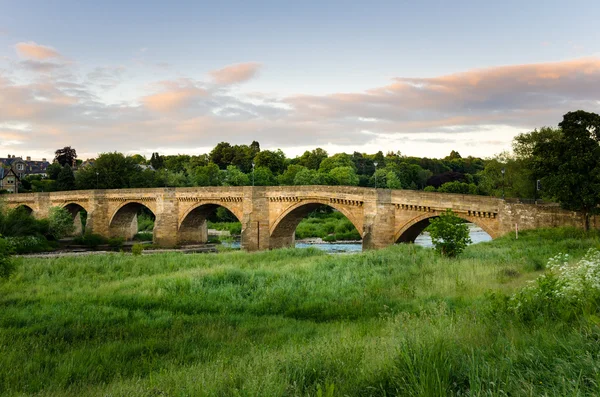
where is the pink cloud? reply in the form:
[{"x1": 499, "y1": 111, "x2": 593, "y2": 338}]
[
  {"x1": 142, "y1": 80, "x2": 207, "y2": 112},
  {"x1": 15, "y1": 42, "x2": 61, "y2": 60},
  {"x1": 209, "y1": 62, "x2": 261, "y2": 85}
]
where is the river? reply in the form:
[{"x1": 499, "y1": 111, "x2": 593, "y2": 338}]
[{"x1": 221, "y1": 223, "x2": 491, "y2": 254}]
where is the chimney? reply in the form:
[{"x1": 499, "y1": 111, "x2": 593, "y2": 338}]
[
  {"x1": 26, "y1": 156, "x2": 31, "y2": 161},
  {"x1": 42, "y1": 158, "x2": 46, "y2": 162}
]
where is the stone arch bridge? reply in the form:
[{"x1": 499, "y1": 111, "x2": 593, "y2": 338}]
[{"x1": 4, "y1": 186, "x2": 596, "y2": 251}]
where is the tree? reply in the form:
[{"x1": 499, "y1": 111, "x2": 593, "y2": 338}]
[
  {"x1": 150, "y1": 152, "x2": 164, "y2": 169},
  {"x1": 46, "y1": 163, "x2": 63, "y2": 180},
  {"x1": 532, "y1": 111, "x2": 600, "y2": 231},
  {"x1": 328, "y1": 166, "x2": 359, "y2": 186},
  {"x1": 318, "y1": 153, "x2": 355, "y2": 174},
  {"x1": 427, "y1": 209, "x2": 471, "y2": 257},
  {"x1": 54, "y1": 146, "x2": 77, "y2": 167},
  {"x1": 222, "y1": 166, "x2": 249, "y2": 186},
  {"x1": 253, "y1": 149, "x2": 286, "y2": 175},
  {"x1": 386, "y1": 171, "x2": 402, "y2": 189},
  {"x1": 294, "y1": 168, "x2": 323, "y2": 185},
  {"x1": 75, "y1": 152, "x2": 140, "y2": 190},
  {"x1": 56, "y1": 165, "x2": 76, "y2": 191},
  {"x1": 253, "y1": 166, "x2": 276, "y2": 186},
  {"x1": 48, "y1": 206, "x2": 74, "y2": 239},
  {"x1": 297, "y1": 148, "x2": 328, "y2": 170},
  {"x1": 278, "y1": 165, "x2": 307, "y2": 186},
  {"x1": 191, "y1": 163, "x2": 222, "y2": 186}
]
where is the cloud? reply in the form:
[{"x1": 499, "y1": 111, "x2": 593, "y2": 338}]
[
  {"x1": 141, "y1": 79, "x2": 208, "y2": 112},
  {"x1": 15, "y1": 42, "x2": 61, "y2": 60},
  {"x1": 209, "y1": 62, "x2": 261, "y2": 85},
  {"x1": 1, "y1": 53, "x2": 600, "y2": 160},
  {"x1": 285, "y1": 58, "x2": 600, "y2": 134}
]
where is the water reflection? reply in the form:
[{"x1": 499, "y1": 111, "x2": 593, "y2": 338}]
[{"x1": 220, "y1": 223, "x2": 491, "y2": 254}]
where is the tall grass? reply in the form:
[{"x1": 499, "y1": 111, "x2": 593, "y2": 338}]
[{"x1": 0, "y1": 228, "x2": 599, "y2": 396}]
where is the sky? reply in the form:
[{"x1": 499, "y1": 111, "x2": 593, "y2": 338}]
[{"x1": 0, "y1": 0, "x2": 599, "y2": 161}]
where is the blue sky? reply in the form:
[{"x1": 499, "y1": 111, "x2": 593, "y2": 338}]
[{"x1": 0, "y1": 0, "x2": 599, "y2": 159}]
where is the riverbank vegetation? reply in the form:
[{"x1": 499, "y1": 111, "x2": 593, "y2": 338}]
[{"x1": 1, "y1": 227, "x2": 599, "y2": 395}]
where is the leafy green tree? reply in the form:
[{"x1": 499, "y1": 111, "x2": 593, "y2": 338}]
[
  {"x1": 294, "y1": 168, "x2": 323, "y2": 185},
  {"x1": 278, "y1": 165, "x2": 307, "y2": 185},
  {"x1": 150, "y1": 152, "x2": 164, "y2": 169},
  {"x1": 386, "y1": 171, "x2": 402, "y2": 189},
  {"x1": 163, "y1": 155, "x2": 191, "y2": 173},
  {"x1": 370, "y1": 168, "x2": 388, "y2": 188},
  {"x1": 328, "y1": 166, "x2": 359, "y2": 186},
  {"x1": 532, "y1": 111, "x2": 600, "y2": 231},
  {"x1": 191, "y1": 163, "x2": 222, "y2": 186},
  {"x1": 54, "y1": 146, "x2": 77, "y2": 167},
  {"x1": 46, "y1": 163, "x2": 62, "y2": 180},
  {"x1": 75, "y1": 152, "x2": 140, "y2": 190},
  {"x1": 48, "y1": 206, "x2": 74, "y2": 239},
  {"x1": 438, "y1": 181, "x2": 478, "y2": 195},
  {"x1": 223, "y1": 165, "x2": 249, "y2": 186},
  {"x1": 253, "y1": 166, "x2": 276, "y2": 186},
  {"x1": 318, "y1": 153, "x2": 354, "y2": 174},
  {"x1": 130, "y1": 154, "x2": 146, "y2": 164},
  {"x1": 427, "y1": 209, "x2": 471, "y2": 257},
  {"x1": 253, "y1": 149, "x2": 286, "y2": 175},
  {"x1": 56, "y1": 164, "x2": 76, "y2": 191},
  {"x1": 297, "y1": 148, "x2": 328, "y2": 170}
]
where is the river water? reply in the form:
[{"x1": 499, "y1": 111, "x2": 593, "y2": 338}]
[{"x1": 222, "y1": 223, "x2": 491, "y2": 254}]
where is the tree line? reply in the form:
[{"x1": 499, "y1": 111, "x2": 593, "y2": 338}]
[{"x1": 16, "y1": 110, "x2": 600, "y2": 229}]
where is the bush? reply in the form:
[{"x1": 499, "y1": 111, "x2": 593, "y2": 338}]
[
  {"x1": 107, "y1": 237, "x2": 125, "y2": 249},
  {"x1": 133, "y1": 232, "x2": 153, "y2": 241},
  {"x1": 4, "y1": 236, "x2": 54, "y2": 254},
  {"x1": 48, "y1": 207, "x2": 74, "y2": 239},
  {"x1": 427, "y1": 209, "x2": 471, "y2": 257},
  {"x1": 72, "y1": 233, "x2": 107, "y2": 249},
  {"x1": 503, "y1": 249, "x2": 600, "y2": 323},
  {"x1": 131, "y1": 244, "x2": 144, "y2": 256},
  {"x1": 0, "y1": 206, "x2": 47, "y2": 237},
  {"x1": 0, "y1": 238, "x2": 15, "y2": 279}
]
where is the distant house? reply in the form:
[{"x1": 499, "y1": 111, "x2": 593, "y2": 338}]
[
  {"x1": 0, "y1": 168, "x2": 21, "y2": 193},
  {"x1": 0, "y1": 154, "x2": 51, "y2": 179}
]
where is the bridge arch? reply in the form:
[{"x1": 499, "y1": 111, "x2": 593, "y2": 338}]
[
  {"x1": 109, "y1": 201, "x2": 156, "y2": 241},
  {"x1": 269, "y1": 199, "x2": 363, "y2": 249},
  {"x1": 62, "y1": 202, "x2": 88, "y2": 236},
  {"x1": 178, "y1": 201, "x2": 243, "y2": 244},
  {"x1": 395, "y1": 212, "x2": 496, "y2": 243},
  {"x1": 14, "y1": 204, "x2": 34, "y2": 215}
]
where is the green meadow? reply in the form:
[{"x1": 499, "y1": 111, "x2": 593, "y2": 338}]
[{"x1": 1, "y1": 228, "x2": 599, "y2": 396}]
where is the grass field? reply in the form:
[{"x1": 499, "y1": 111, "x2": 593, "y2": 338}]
[{"x1": 1, "y1": 228, "x2": 599, "y2": 396}]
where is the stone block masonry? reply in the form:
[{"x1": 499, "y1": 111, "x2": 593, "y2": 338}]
[{"x1": 4, "y1": 187, "x2": 597, "y2": 251}]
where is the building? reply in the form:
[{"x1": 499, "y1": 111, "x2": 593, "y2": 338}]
[
  {"x1": 0, "y1": 168, "x2": 20, "y2": 193},
  {"x1": 0, "y1": 155, "x2": 51, "y2": 179}
]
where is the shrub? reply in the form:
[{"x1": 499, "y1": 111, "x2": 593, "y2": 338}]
[
  {"x1": 133, "y1": 232, "x2": 153, "y2": 241},
  {"x1": 0, "y1": 237, "x2": 15, "y2": 279},
  {"x1": 505, "y1": 249, "x2": 600, "y2": 323},
  {"x1": 107, "y1": 237, "x2": 125, "y2": 249},
  {"x1": 48, "y1": 207, "x2": 74, "y2": 239},
  {"x1": 72, "y1": 233, "x2": 107, "y2": 248},
  {"x1": 427, "y1": 209, "x2": 471, "y2": 257},
  {"x1": 131, "y1": 244, "x2": 144, "y2": 256},
  {"x1": 4, "y1": 236, "x2": 54, "y2": 254}
]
